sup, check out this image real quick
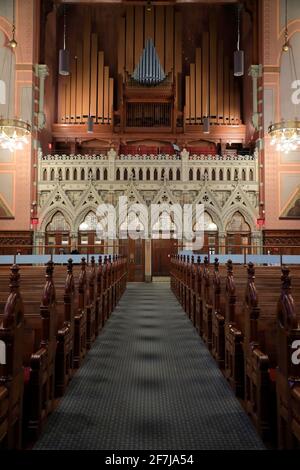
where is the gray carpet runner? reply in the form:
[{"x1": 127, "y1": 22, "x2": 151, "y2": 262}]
[{"x1": 34, "y1": 283, "x2": 265, "y2": 450}]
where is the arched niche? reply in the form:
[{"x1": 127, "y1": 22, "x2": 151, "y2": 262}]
[
  {"x1": 45, "y1": 211, "x2": 70, "y2": 254},
  {"x1": 226, "y1": 211, "x2": 251, "y2": 255},
  {"x1": 78, "y1": 210, "x2": 105, "y2": 254}
]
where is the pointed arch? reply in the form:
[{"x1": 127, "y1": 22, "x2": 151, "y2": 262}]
[
  {"x1": 50, "y1": 169, "x2": 55, "y2": 181},
  {"x1": 212, "y1": 169, "x2": 216, "y2": 181},
  {"x1": 169, "y1": 169, "x2": 173, "y2": 181},
  {"x1": 45, "y1": 211, "x2": 71, "y2": 232},
  {"x1": 146, "y1": 168, "x2": 151, "y2": 180},
  {"x1": 43, "y1": 169, "x2": 47, "y2": 181},
  {"x1": 66, "y1": 168, "x2": 70, "y2": 181},
  {"x1": 116, "y1": 168, "x2": 120, "y2": 180},
  {"x1": 189, "y1": 169, "x2": 193, "y2": 181},
  {"x1": 96, "y1": 168, "x2": 100, "y2": 180},
  {"x1": 104, "y1": 168, "x2": 108, "y2": 180},
  {"x1": 73, "y1": 168, "x2": 77, "y2": 180},
  {"x1": 124, "y1": 168, "x2": 128, "y2": 181},
  {"x1": 226, "y1": 211, "x2": 251, "y2": 232},
  {"x1": 176, "y1": 168, "x2": 180, "y2": 181}
]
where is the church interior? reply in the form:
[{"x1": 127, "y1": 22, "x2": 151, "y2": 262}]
[{"x1": 0, "y1": 0, "x2": 300, "y2": 452}]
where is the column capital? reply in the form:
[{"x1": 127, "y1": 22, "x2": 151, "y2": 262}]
[
  {"x1": 248, "y1": 64, "x2": 262, "y2": 79},
  {"x1": 35, "y1": 64, "x2": 49, "y2": 80}
]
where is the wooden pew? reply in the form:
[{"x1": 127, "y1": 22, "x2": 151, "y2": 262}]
[
  {"x1": 0, "y1": 264, "x2": 24, "y2": 449},
  {"x1": 211, "y1": 258, "x2": 225, "y2": 368},
  {"x1": 73, "y1": 258, "x2": 87, "y2": 368},
  {"x1": 202, "y1": 257, "x2": 213, "y2": 350},
  {"x1": 276, "y1": 266, "x2": 300, "y2": 449}
]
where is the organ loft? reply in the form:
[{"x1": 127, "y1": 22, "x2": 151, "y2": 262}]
[{"x1": 0, "y1": 0, "x2": 300, "y2": 453}]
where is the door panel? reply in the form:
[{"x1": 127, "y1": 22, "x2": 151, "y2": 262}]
[
  {"x1": 78, "y1": 231, "x2": 104, "y2": 254},
  {"x1": 226, "y1": 233, "x2": 250, "y2": 254},
  {"x1": 119, "y1": 238, "x2": 145, "y2": 282},
  {"x1": 152, "y1": 239, "x2": 178, "y2": 276},
  {"x1": 46, "y1": 232, "x2": 70, "y2": 254}
]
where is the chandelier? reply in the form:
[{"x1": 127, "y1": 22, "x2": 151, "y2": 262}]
[
  {"x1": 0, "y1": 118, "x2": 31, "y2": 151},
  {"x1": 267, "y1": 0, "x2": 299, "y2": 154},
  {"x1": 0, "y1": 1, "x2": 31, "y2": 152},
  {"x1": 268, "y1": 120, "x2": 300, "y2": 153}
]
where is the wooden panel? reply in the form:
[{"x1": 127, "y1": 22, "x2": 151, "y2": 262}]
[
  {"x1": 195, "y1": 48, "x2": 202, "y2": 123},
  {"x1": 144, "y1": 5, "x2": 155, "y2": 43},
  {"x1": 97, "y1": 51, "x2": 104, "y2": 122},
  {"x1": 118, "y1": 16, "x2": 126, "y2": 77},
  {"x1": 185, "y1": 75, "x2": 190, "y2": 122},
  {"x1": 152, "y1": 239, "x2": 178, "y2": 277},
  {"x1": 134, "y1": 6, "x2": 144, "y2": 69},
  {"x1": 235, "y1": 82, "x2": 241, "y2": 122},
  {"x1": 217, "y1": 40, "x2": 224, "y2": 123},
  {"x1": 126, "y1": 6, "x2": 134, "y2": 73},
  {"x1": 165, "y1": 6, "x2": 174, "y2": 74},
  {"x1": 174, "y1": 11, "x2": 182, "y2": 75},
  {"x1": 103, "y1": 66, "x2": 109, "y2": 122},
  {"x1": 202, "y1": 32, "x2": 209, "y2": 117},
  {"x1": 108, "y1": 77, "x2": 114, "y2": 124},
  {"x1": 190, "y1": 63, "x2": 196, "y2": 123},
  {"x1": 229, "y1": 73, "x2": 235, "y2": 123},
  {"x1": 70, "y1": 55, "x2": 76, "y2": 123},
  {"x1": 90, "y1": 33, "x2": 98, "y2": 118},
  {"x1": 155, "y1": 6, "x2": 165, "y2": 69},
  {"x1": 209, "y1": 14, "x2": 217, "y2": 118},
  {"x1": 58, "y1": 78, "x2": 65, "y2": 123},
  {"x1": 76, "y1": 40, "x2": 83, "y2": 123},
  {"x1": 82, "y1": 10, "x2": 91, "y2": 118},
  {"x1": 65, "y1": 75, "x2": 71, "y2": 123},
  {"x1": 224, "y1": 56, "x2": 230, "y2": 124}
]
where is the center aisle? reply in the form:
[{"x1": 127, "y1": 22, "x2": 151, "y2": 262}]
[{"x1": 34, "y1": 283, "x2": 265, "y2": 450}]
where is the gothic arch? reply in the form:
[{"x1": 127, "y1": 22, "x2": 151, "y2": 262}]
[
  {"x1": 223, "y1": 206, "x2": 256, "y2": 232},
  {"x1": 39, "y1": 206, "x2": 74, "y2": 233}
]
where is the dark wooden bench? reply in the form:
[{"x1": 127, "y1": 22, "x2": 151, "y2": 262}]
[{"x1": 0, "y1": 264, "x2": 24, "y2": 449}]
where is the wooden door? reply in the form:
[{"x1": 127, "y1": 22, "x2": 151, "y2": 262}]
[
  {"x1": 152, "y1": 239, "x2": 178, "y2": 276},
  {"x1": 226, "y1": 233, "x2": 251, "y2": 255},
  {"x1": 119, "y1": 238, "x2": 145, "y2": 282},
  {"x1": 78, "y1": 231, "x2": 104, "y2": 254},
  {"x1": 46, "y1": 232, "x2": 70, "y2": 254}
]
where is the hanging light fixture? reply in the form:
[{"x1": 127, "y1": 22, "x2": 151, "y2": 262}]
[
  {"x1": 268, "y1": 0, "x2": 300, "y2": 154},
  {"x1": 87, "y1": 115, "x2": 94, "y2": 133},
  {"x1": 59, "y1": 5, "x2": 70, "y2": 76},
  {"x1": 234, "y1": 4, "x2": 244, "y2": 77},
  {"x1": 203, "y1": 116, "x2": 210, "y2": 134},
  {"x1": 0, "y1": 0, "x2": 31, "y2": 152}
]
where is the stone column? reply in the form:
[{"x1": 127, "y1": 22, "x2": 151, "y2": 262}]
[
  {"x1": 35, "y1": 64, "x2": 49, "y2": 130},
  {"x1": 248, "y1": 65, "x2": 262, "y2": 131},
  {"x1": 33, "y1": 231, "x2": 45, "y2": 254},
  {"x1": 218, "y1": 232, "x2": 227, "y2": 254},
  {"x1": 251, "y1": 231, "x2": 263, "y2": 255},
  {"x1": 180, "y1": 148, "x2": 189, "y2": 182},
  {"x1": 70, "y1": 231, "x2": 78, "y2": 252},
  {"x1": 108, "y1": 148, "x2": 117, "y2": 182},
  {"x1": 145, "y1": 239, "x2": 152, "y2": 282}
]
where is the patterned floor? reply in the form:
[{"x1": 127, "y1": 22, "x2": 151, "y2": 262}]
[{"x1": 34, "y1": 283, "x2": 265, "y2": 450}]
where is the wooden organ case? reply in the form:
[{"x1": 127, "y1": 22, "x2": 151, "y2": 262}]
[{"x1": 50, "y1": 4, "x2": 246, "y2": 150}]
